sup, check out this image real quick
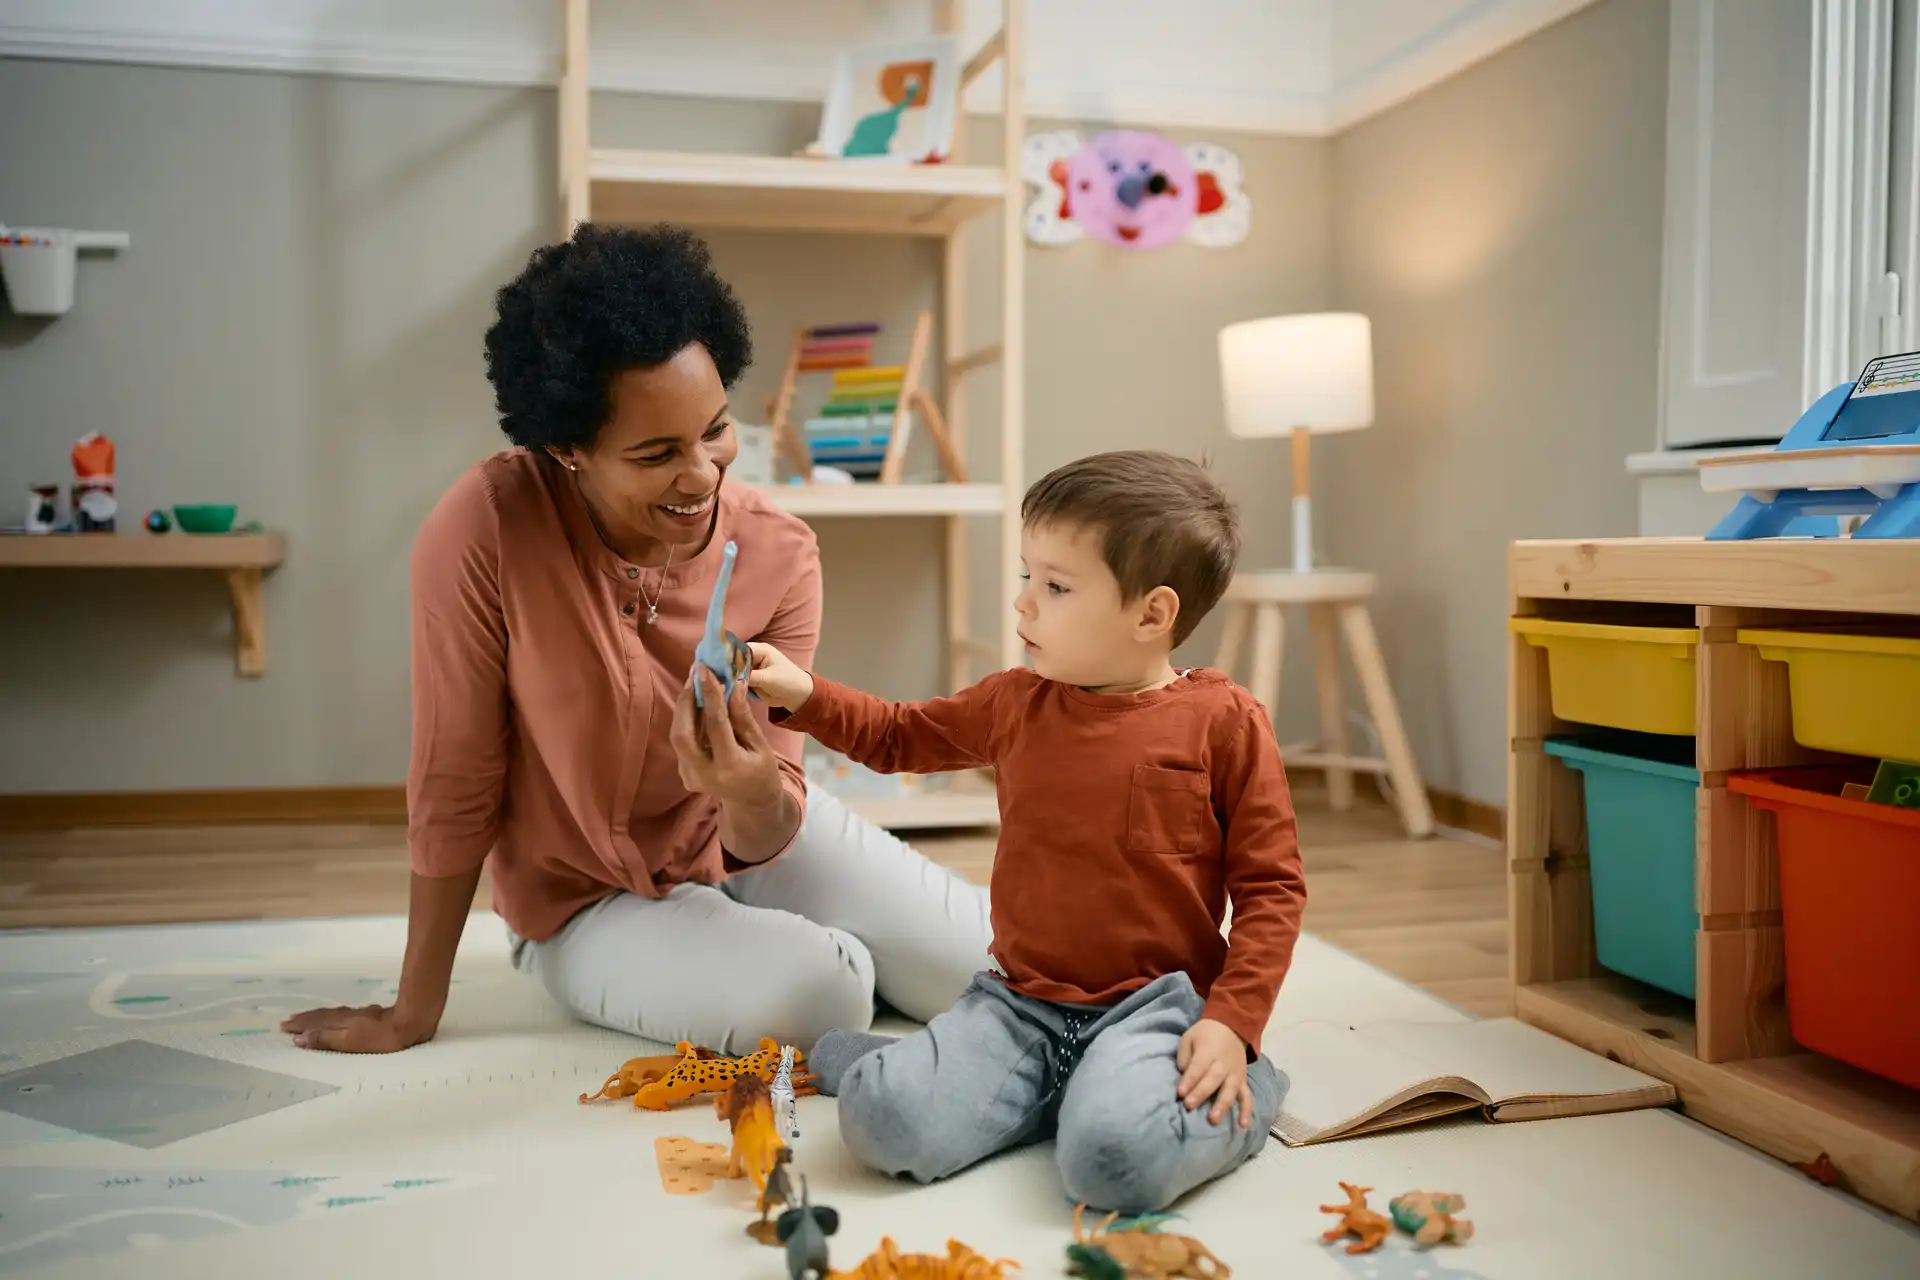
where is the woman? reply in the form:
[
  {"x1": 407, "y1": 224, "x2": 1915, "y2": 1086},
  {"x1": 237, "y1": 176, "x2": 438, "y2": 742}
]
[{"x1": 281, "y1": 224, "x2": 992, "y2": 1055}]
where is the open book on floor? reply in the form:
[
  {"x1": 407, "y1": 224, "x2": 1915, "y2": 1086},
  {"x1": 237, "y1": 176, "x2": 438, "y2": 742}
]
[{"x1": 1268, "y1": 1017, "x2": 1678, "y2": 1147}]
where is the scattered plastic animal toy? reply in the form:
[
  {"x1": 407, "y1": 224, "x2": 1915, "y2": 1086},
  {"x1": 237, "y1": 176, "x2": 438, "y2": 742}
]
[
  {"x1": 1319, "y1": 1183, "x2": 1392, "y2": 1256},
  {"x1": 625, "y1": 1038, "x2": 816, "y2": 1112},
  {"x1": 769, "y1": 1042, "x2": 802, "y2": 1140},
  {"x1": 775, "y1": 1175, "x2": 839, "y2": 1280},
  {"x1": 748, "y1": 1145, "x2": 797, "y2": 1245},
  {"x1": 691, "y1": 539, "x2": 752, "y2": 709},
  {"x1": 1389, "y1": 1190, "x2": 1474, "y2": 1248},
  {"x1": 714, "y1": 1073, "x2": 786, "y2": 1192},
  {"x1": 577, "y1": 1047, "x2": 721, "y2": 1104},
  {"x1": 832, "y1": 1235, "x2": 1020, "y2": 1279},
  {"x1": 1065, "y1": 1204, "x2": 1230, "y2": 1278}
]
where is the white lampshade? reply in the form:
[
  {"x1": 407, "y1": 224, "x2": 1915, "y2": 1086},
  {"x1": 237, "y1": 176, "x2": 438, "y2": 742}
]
[{"x1": 1218, "y1": 312, "x2": 1374, "y2": 438}]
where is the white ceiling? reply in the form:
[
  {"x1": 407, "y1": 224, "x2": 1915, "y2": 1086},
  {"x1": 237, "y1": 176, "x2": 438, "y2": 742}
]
[{"x1": 0, "y1": 0, "x2": 1601, "y2": 135}]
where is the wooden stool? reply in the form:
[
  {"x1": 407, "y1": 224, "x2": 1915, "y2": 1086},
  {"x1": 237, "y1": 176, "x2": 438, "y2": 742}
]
[{"x1": 1213, "y1": 570, "x2": 1435, "y2": 838}]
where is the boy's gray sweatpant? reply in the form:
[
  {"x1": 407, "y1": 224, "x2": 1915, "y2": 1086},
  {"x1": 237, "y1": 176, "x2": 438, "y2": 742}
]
[{"x1": 837, "y1": 969, "x2": 1286, "y2": 1215}]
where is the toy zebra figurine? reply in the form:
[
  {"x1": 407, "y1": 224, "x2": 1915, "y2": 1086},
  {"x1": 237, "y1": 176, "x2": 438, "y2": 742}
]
[{"x1": 769, "y1": 1043, "x2": 800, "y2": 1140}]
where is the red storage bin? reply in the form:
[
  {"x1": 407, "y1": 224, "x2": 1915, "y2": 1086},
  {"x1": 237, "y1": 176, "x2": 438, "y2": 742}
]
[{"x1": 1730, "y1": 766, "x2": 1920, "y2": 1089}]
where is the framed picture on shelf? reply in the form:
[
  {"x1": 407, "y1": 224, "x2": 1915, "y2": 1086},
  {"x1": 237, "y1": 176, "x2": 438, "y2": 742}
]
[{"x1": 814, "y1": 37, "x2": 960, "y2": 163}]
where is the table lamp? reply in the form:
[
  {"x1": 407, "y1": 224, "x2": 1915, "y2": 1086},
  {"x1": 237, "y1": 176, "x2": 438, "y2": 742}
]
[{"x1": 1218, "y1": 312, "x2": 1374, "y2": 573}]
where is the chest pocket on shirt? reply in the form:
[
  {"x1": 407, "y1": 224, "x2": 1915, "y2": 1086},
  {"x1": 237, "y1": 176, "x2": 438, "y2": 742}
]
[{"x1": 1127, "y1": 764, "x2": 1213, "y2": 855}]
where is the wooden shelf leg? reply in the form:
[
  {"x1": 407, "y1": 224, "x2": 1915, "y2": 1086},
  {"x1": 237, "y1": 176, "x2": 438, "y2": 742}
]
[
  {"x1": 1248, "y1": 603, "x2": 1284, "y2": 722},
  {"x1": 225, "y1": 567, "x2": 265, "y2": 677},
  {"x1": 1309, "y1": 602, "x2": 1353, "y2": 810},
  {"x1": 1340, "y1": 603, "x2": 1433, "y2": 837}
]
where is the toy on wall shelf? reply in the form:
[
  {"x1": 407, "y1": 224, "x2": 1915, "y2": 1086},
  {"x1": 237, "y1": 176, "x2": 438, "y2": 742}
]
[
  {"x1": 835, "y1": 1236, "x2": 1019, "y2": 1279},
  {"x1": 1388, "y1": 1190, "x2": 1474, "y2": 1248},
  {"x1": 1065, "y1": 1204, "x2": 1232, "y2": 1278},
  {"x1": 691, "y1": 539, "x2": 752, "y2": 709},
  {"x1": 1022, "y1": 131, "x2": 1250, "y2": 250},
  {"x1": 143, "y1": 508, "x2": 172, "y2": 534},
  {"x1": 774, "y1": 1176, "x2": 839, "y2": 1280},
  {"x1": 765, "y1": 314, "x2": 966, "y2": 486},
  {"x1": 1697, "y1": 348, "x2": 1920, "y2": 539},
  {"x1": 714, "y1": 1073, "x2": 785, "y2": 1192},
  {"x1": 1319, "y1": 1182, "x2": 1391, "y2": 1255},
  {"x1": 611, "y1": 1038, "x2": 815, "y2": 1111},
  {"x1": 70, "y1": 432, "x2": 116, "y2": 532},
  {"x1": 25, "y1": 484, "x2": 59, "y2": 533}
]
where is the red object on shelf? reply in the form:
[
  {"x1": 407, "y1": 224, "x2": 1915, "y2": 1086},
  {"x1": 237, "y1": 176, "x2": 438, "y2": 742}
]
[{"x1": 1730, "y1": 766, "x2": 1920, "y2": 1090}]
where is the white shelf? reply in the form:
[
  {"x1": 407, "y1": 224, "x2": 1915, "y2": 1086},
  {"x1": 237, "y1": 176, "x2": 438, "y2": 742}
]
[
  {"x1": 588, "y1": 150, "x2": 1007, "y2": 237},
  {"x1": 838, "y1": 771, "x2": 1000, "y2": 830},
  {"x1": 748, "y1": 482, "x2": 1004, "y2": 517}
]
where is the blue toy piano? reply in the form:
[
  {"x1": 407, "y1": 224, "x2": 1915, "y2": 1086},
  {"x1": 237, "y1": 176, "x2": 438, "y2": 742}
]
[{"x1": 1699, "y1": 349, "x2": 1920, "y2": 540}]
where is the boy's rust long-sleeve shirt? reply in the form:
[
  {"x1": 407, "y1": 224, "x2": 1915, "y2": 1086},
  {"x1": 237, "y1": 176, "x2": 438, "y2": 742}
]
[{"x1": 777, "y1": 667, "x2": 1307, "y2": 1052}]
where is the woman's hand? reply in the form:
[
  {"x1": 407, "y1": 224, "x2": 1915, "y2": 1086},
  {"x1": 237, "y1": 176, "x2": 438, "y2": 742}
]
[
  {"x1": 672, "y1": 666, "x2": 786, "y2": 809},
  {"x1": 745, "y1": 642, "x2": 815, "y2": 712},
  {"x1": 279, "y1": 1003, "x2": 436, "y2": 1054}
]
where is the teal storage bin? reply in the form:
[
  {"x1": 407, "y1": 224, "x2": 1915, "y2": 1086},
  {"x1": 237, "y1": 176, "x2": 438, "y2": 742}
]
[{"x1": 1544, "y1": 733, "x2": 1700, "y2": 999}]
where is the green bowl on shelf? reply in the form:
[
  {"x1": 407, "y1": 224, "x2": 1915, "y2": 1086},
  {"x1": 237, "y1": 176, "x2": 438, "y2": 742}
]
[{"x1": 172, "y1": 503, "x2": 237, "y2": 534}]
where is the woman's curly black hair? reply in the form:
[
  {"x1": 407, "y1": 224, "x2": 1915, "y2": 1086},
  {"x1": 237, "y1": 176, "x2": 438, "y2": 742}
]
[{"x1": 483, "y1": 223, "x2": 753, "y2": 451}]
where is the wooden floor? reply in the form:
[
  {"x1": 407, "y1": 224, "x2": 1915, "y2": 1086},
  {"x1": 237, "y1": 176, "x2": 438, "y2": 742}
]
[{"x1": 0, "y1": 790, "x2": 1510, "y2": 1016}]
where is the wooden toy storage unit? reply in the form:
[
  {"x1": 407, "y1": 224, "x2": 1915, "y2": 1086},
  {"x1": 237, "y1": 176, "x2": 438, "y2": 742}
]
[{"x1": 1507, "y1": 536, "x2": 1920, "y2": 1223}]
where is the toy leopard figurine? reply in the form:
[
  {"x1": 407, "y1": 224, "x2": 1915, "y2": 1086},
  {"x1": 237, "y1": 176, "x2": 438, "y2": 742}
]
[{"x1": 627, "y1": 1038, "x2": 818, "y2": 1112}]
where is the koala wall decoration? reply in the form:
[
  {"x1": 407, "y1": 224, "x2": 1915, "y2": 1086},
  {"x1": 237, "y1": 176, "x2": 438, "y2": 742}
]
[{"x1": 1022, "y1": 129, "x2": 1251, "y2": 250}]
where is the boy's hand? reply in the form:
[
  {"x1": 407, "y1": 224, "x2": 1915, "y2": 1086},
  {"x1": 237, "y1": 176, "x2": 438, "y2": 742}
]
[
  {"x1": 1176, "y1": 1018, "x2": 1253, "y2": 1128},
  {"x1": 745, "y1": 642, "x2": 815, "y2": 712}
]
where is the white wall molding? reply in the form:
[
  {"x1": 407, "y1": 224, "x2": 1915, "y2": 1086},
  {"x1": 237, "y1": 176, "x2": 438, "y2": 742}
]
[
  {"x1": 1326, "y1": 0, "x2": 1604, "y2": 131},
  {"x1": 0, "y1": 0, "x2": 1603, "y2": 137}
]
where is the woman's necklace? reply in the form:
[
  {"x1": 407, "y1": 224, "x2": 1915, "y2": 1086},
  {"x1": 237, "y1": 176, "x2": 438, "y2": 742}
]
[
  {"x1": 575, "y1": 474, "x2": 676, "y2": 625},
  {"x1": 639, "y1": 545, "x2": 676, "y2": 624}
]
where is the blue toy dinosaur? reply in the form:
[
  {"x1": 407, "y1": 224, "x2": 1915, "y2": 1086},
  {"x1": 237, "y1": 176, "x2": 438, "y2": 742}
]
[{"x1": 691, "y1": 539, "x2": 752, "y2": 709}]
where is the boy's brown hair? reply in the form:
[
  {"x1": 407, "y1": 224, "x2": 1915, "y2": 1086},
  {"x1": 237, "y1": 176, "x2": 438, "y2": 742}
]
[{"x1": 1021, "y1": 450, "x2": 1241, "y2": 647}]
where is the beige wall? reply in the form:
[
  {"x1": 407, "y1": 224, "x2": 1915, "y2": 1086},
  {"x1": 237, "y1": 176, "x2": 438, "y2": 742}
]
[
  {"x1": 0, "y1": 57, "x2": 1325, "y2": 793},
  {"x1": 1322, "y1": 0, "x2": 1671, "y2": 805}
]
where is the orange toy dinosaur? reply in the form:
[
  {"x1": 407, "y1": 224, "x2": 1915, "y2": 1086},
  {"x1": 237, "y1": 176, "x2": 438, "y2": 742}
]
[
  {"x1": 578, "y1": 1047, "x2": 721, "y2": 1104},
  {"x1": 628, "y1": 1038, "x2": 818, "y2": 1112},
  {"x1": 1320, "y1": 1182, "x2": 1392, "y2": 1255},
  {"x1": 715, "y1": 1073, "x2": 785, "y2": 1192},
  {"x1": 830, "y1": 1236, "x2": 1020, "y2": 1278}
]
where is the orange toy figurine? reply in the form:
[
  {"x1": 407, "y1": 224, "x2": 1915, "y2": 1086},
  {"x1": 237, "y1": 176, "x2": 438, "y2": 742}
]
[
  {"x1": 1319, "y1": 1183, "x2": 1391, "y2": 1255},
  {"x1": 628, "y1": 1038, "x2": 818, "y2": 1112},
  {"x1": 715, "y1": 1074, "x2": 785, "y2": 1193},
  {"x1": 831, "y1": 1236, "x2": 1020, "y2": 1279},
  {"x1": 1065, "y1": 1203, "x2": 1230, "y2": 1278},
  {"x1": 578, "y1": 1047, "x2": 722, "y2": 1104}
]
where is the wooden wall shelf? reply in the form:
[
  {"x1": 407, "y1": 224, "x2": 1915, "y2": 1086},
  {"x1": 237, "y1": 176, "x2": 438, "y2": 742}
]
[
  {"x1": 1508, "y1": 535, "x2": 1920, "y2": 1223},
  {"x1": 0, "y1": 532, "x2": 286, "y2": 677}
]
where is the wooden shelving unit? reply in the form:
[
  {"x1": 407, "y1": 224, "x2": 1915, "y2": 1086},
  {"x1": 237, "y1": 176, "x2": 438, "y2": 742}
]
[
  {"x1": 557, "y1": 0, "x2": 1025, "y2": 830},
  {"x1": 1507, "y1": 536, "x2": 1920, "y2": 1223},
  {"x1": 0, "y1": 532, "x2": 286, "y2": 677}
]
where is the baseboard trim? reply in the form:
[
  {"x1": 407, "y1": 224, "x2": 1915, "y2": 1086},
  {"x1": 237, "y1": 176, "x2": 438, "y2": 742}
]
[
  {"x1": 1426, "y1": 787, "x2": 1505, "y2": 842},
  {"x1": 0, "y1": 787, "x2": 408, "y2": 830}
]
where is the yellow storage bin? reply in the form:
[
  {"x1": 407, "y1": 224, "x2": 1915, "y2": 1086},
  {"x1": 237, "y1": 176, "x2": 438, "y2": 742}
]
[
  {"x1": 1509, "y1": 618, "x2": 1700, "y2": 736},
  {"x1": 1739, "y1": 629, "x2": 1920, "y2": 762}
]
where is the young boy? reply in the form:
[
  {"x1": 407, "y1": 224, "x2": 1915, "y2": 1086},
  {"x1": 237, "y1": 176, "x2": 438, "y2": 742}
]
[{"x1": 745, "y1": 450, "x2": 1306, "y2": 1215}]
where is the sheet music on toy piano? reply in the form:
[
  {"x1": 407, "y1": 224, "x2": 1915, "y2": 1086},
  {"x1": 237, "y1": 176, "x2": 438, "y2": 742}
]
[{"x1": 1826, "y1": 351, "x2": 1920, "y2": 441}]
